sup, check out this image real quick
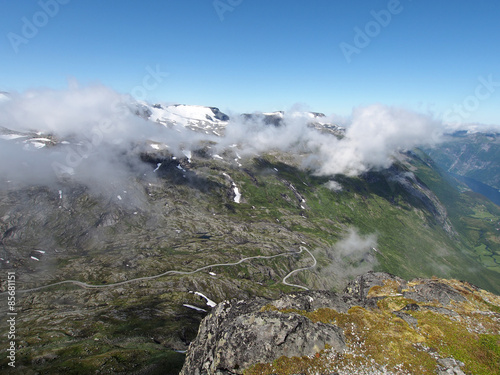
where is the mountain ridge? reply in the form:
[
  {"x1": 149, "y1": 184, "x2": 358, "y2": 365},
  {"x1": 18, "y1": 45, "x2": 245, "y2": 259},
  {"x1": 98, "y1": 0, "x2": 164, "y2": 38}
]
[{"x1": 0, "y1": 98, "x2": 499, "y2": 374}]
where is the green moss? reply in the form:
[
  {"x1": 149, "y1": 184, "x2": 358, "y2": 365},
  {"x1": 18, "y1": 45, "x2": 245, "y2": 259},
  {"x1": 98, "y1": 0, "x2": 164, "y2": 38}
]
[
  {"x1": 0, "y1": 339, "x2": 185, "y2": 375},
  {"x1": 252, "y1": 302, "x2": 438, "y2": 374},
  {"x1": 254, "y1": 285, "x2": 500, "y2": 374},
  {"x1": 244, "y1": 351, "x2": 334, "y2": 375},
  {"x1": 413, "y1": 310, "x2": 500, "y2": 375}
]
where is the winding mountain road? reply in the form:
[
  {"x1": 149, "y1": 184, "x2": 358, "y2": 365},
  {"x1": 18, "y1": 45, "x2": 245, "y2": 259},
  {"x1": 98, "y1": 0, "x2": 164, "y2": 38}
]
[
  {"x1": 282, "y1": 246, "x2": 317, "y2": 290},
  {"x1": 1, "y1": 246, "x2": 317, "y2": 295}
]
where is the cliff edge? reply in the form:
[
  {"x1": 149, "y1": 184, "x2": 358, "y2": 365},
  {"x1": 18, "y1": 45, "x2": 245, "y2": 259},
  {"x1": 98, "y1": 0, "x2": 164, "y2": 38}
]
[{"x1": 181, "y1": 272, "x2": 500, "y2": 375}]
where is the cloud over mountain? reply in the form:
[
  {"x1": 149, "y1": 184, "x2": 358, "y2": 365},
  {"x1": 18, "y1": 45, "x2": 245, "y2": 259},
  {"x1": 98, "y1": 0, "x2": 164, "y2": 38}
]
[
  {"x1": 0, "y1": 85, "x2": 445, "y2": 196},
  {"x1": 309, "y1": 104, "x2": 443, "y2": 176}
]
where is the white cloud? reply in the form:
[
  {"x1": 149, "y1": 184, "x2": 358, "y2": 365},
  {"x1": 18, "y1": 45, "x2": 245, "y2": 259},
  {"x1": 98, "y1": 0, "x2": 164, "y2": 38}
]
[
  {"x1": 311, "y1": 104, "x2": 443, "y2": 176},
  {"x1": 0, "y1": 86, "x2": 445, "y2": 200},
  {"x1": 218, "y1": 104, "x2": 443, "y2": 177},
  {"x1": 335, "y1": 227, "x2": 378, "y2": 256},
  {"x1": 324, "y1": 180, "x2": 343, "y2": 192},
  {"x1": 0, "y1": 85, "x2": 207, "y2": 199},
  {"x1": 314, "y1": 227, "x2": 378, "y2": 291}
]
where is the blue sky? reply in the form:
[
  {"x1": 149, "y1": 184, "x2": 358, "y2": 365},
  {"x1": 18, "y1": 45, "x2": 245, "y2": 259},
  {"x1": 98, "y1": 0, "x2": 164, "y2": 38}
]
[{"x1": 1, "y1": 0, "x2": 499, "y2": 124}]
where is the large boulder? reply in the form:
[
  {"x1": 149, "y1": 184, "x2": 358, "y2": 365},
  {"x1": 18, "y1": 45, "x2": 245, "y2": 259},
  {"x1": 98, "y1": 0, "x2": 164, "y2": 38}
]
[{"x1": 180, "y1": 295, "x2": 345, "y2": 375}]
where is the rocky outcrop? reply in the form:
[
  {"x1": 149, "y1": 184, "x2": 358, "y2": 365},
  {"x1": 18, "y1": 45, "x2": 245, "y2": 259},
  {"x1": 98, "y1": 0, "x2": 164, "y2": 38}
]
[
  {"x1": 402, "y1": 279, "x2": 466, "y2": 305},
  {"x1": 181, "y1": 301, "x2": 345, "y2": 375},
  {"x1": 180, "y1": 292, "x2": 347, "y2": 375},
  {"x1": 181, "y1": 272, "x2": 500, "y2": 375}
]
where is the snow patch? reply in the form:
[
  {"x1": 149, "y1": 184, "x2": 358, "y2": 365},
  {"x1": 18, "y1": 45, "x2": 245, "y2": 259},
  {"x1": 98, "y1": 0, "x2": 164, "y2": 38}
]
[
  {"x1": 262, "y1": 111, "x2": 284, "y2": 118},
  {"x1": 182, "y1": 149, "x2": 192, "y2": 162},
  {"x1": 30, "y1": 141, "x2": 46, "y2": 149},
  {"x1": 223, "y1": 173, "x2": 242, "y2": 203},
  {"x1": 0, "y1": 134, "x2": 27, "y2": 140},
  {"x1": 233, "y1": 185, "x2": 241, "y2": 203},
  {"x1": 147, "y1": 104, "x2": 227, "y2": 134},
  {"x1": 183, "y1": 304, "x2": 207, "y2": 312},
  {"x1": 193, "y1": 292, "x2": 217, "y2": 307}
]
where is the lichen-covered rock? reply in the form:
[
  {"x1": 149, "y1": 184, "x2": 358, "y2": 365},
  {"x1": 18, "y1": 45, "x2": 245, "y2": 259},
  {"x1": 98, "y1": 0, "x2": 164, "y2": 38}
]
[
  {"x1": 436, "y1": 357, "x2": 466, "y2": 375},
  {"x1": 181, "y1": 272, "x2": 500, "y2": 375},
  {"x1": 270, "y1": 290, "x2": 350, "y2": 313},
  {"x1": 343, "y1": 271, "x2": 407, "y2": 307},
  {"x1": 403, "y1": 280, "x2": 467, "y2": 305},
  {"x1": 180, "y1": 296, "x2": 345, "y2": 375}
]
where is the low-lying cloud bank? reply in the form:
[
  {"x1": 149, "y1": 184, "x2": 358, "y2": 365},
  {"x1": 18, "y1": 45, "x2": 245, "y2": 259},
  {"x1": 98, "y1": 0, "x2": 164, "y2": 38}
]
[
  {"x1": 315, "y1": 227, "x2": 379, "y2": 291},
  {"x1": 313, "y1": 105, "x2": 443, "y2": 176},
  {"x1": 0, "y1": 85, "x2": 206, "y2": 195},
  {"x1": 0, "y1": 85, "x2": 445, "y2": 196},
  {"x1": 221, "y1": 104, "x2": 443, "y2": 176}
]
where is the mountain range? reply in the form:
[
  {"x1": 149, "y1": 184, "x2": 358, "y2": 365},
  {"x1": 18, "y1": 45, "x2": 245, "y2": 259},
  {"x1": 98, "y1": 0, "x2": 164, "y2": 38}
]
[{"x1": 0, "y1": 98, "x2": 498, "y2": 374}]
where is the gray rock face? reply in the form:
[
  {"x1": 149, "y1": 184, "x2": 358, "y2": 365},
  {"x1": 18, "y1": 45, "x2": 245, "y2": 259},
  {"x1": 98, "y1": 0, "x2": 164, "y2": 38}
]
[
  {"x1": 436, "y1": 357, "x2": 466, "y2": 375},
  {"x1": 180, "y1": 272, "x2": 497, "y2": 374},
  {"x1": 269, "y1": 290, "x2": 350, "y2": 313},
  {"x1": 343, "y1": 271, "x2": 407, "y2": 307},
  {"x1": 180, "y1": 294, "x2": 346, "y2": 375},
  {"x1": 181, "y1": 272, "x2": 406, "y2": 375},
  {"x1": 403, "y1": 280, "x2": 466, "y2": 305},
  {"x1": 392, "y1": 310, "x2": 418, "y2": 328}
]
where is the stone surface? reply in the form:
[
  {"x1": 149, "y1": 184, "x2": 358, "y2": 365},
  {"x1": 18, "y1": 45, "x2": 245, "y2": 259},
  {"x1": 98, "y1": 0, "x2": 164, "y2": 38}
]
[
  {"x1": 180, "y1": 295, "x2": 346, "y2": 375},
  {"x1": 436, "y1": 357, "x2": 466, "y2": 375},
  {"x1": 180, "y1": 272, "x2": 500, "y2": 374},
  {"x1": 403, "y1": 281, "x2": 467, "y2": 305}
]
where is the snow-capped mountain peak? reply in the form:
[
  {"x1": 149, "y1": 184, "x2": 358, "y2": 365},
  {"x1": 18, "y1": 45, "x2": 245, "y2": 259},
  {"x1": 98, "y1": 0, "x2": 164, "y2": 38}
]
[{"x1": 146, "y1": 103, "x2": 229, "y2": 136}]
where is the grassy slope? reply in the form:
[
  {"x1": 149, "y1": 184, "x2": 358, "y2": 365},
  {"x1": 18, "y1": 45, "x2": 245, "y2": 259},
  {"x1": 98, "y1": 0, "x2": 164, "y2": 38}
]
[
  {"x1": 229, "y1": 153, "x2": 500, "y2": 294},
  {"x1": 1, "y1": 150, "x2": 498, "y2": 374},
  {"x1": 408, "y1": 150, "x2": 500, "y2": 283}
]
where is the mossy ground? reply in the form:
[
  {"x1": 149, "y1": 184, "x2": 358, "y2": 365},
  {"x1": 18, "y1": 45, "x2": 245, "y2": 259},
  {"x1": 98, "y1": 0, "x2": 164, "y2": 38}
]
[
  {"x1": 0, "y1": 342, "x2": 185, "y2": 375},
  {"x1": 1, "y1": 150, "x2": 499, "y2": 373},
  {"x1": 248, "y1": 279, "x2": 500, "y2": 375}
]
